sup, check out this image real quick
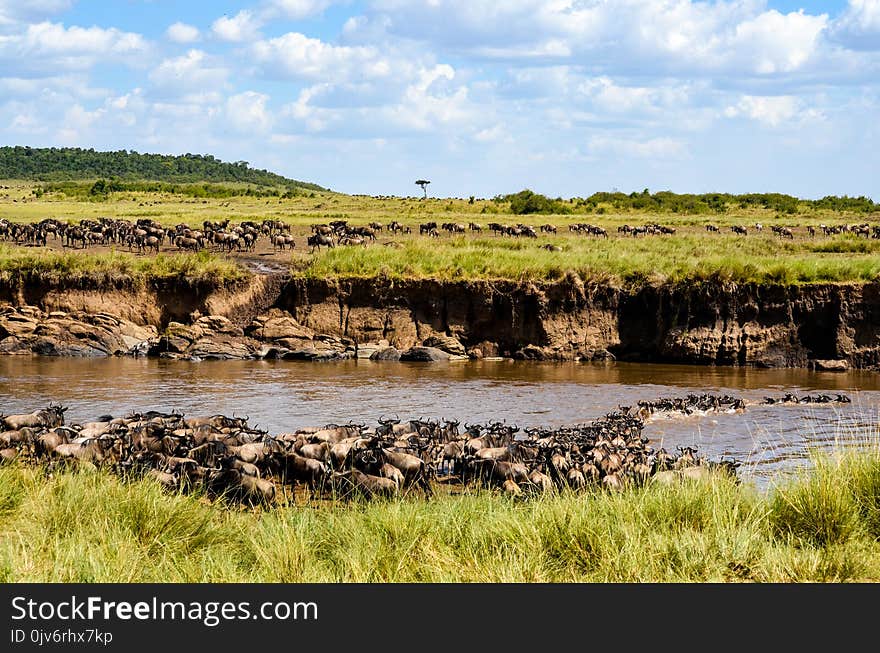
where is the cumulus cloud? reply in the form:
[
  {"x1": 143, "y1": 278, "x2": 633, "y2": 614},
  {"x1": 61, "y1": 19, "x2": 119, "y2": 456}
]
[
  {"x1": 226, "y1": 91, "x2": 273, "y2": 133},
  {"x1": 276, "y1": 61, "x2": 481, "y2": 137},
  {"x1": 723, "y1": 95, "x2": 806, "y2": 127},
  {"x1": 166, "y1": 22, "x2": 200, "y2": 44},
  {"x1": 359, "y1": 1, "x2": 831, "y2": 77},
  {"x1": 0, "y1": 21, "x2": 147, "y2": 72},
  {"x1": 730, "y1": 9, "x2": 827, "y2": 74},
  {"x1": 252, "y1": 32, "x2": 394, "y2": 81},
  {"x1": 149, "y1": 49, "x2": 228, "y2": 95},
  {"x1": 577, "y1": 76, "x2": 690, "y2": 114},
  {"x1": 830, "y1": 0, "x2": 880, "y2": 50},
  {"x1": 383, "y1": 63, "x2": 473, "y2": 131},
  {"x1": 0, "y1": 0, "x2": 875, "y2": 199},
  {"x1": 0, "y1": 0, "x2": 73, "y2": 27},
  {"x1": 212, "y1": 10, "x2": 261, "y2": 42}
]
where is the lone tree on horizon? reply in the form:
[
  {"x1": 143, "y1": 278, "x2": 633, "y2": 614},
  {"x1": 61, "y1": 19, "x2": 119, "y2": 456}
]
[{"x1": 415, "y1": 179, "x2": 430, "y2": 198}]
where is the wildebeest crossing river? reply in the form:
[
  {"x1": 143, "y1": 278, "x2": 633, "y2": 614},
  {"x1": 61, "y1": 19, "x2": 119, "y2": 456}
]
[{"x1": 2, "y1": 357, "x2": 879, "y2": 488}]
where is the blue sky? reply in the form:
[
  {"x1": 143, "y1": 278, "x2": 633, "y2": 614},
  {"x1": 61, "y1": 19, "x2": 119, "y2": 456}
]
[{"x1": 0, "y1": 1, "x2": 878, "y2": 199}]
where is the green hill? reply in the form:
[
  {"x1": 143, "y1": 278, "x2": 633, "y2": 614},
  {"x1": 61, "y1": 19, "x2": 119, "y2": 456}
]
[{"x1": 0, "y1": 146, "x2": 327, "y2": 190}]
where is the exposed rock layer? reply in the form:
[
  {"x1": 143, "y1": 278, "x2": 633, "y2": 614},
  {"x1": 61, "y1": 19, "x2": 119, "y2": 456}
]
[{"x1": 1, "y1": 272, "x2": 878, "y2": 368}]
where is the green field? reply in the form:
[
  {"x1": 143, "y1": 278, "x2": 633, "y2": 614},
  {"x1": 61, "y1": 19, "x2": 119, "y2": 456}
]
[
  {"x1": 3, "y1": 180, "x2": 880, "y2": 285},
  {"x1": 1, "y1": 449, "x2": 879, "y2": 582},
  {"x1": 301, "y1": 235, "x2": 880, "y2": 284}
]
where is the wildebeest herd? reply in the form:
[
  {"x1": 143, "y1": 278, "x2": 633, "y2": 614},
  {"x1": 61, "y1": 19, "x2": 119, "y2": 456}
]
[
  {"x1": 3, "y1": 214, "x2": 880, "y2": 260},
  {"x1": 0, "y1": 392, "x2": 850, "y2": 505},
  {"x1": 0, "y1": 216, "x2": 295, "y2": 254}
]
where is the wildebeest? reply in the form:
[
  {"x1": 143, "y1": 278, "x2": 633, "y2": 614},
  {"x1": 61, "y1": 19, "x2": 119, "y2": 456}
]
[
  {"x1": 331, "y1": 469, "x2": 398, "y2": 499},
  {"x1": 174, "y1": 235, "x2": 202, "y2": 251},
  {"x1": 2, "y1": 404, "x2": 67, "y2": 431},
  {"x1": 209, "y1": 467, "x2": 276, "y2": 505},
  {"x1": 307, "y1": 234, "x2": 335, "y2": 252},
  {"x1": 272, "y1": 234, "x2": 296, "y2": 250},
  {"x1": 270, "y1": 449, "x2": 329, "y2": 491},
  {"x1": 1, "y1": 398, "x2": 757, "y2": 504}
]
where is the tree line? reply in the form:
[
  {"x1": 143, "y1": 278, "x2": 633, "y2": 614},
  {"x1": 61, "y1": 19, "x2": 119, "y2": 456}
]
[
  {"x1": 38, "y1": 179, "x2": 307, "y2": 200},
  {"x1": 0, "y1": 146, "x2": 326, "y2": 191},
  {"x1": 497, "y1": 188, "x2": 877, "y2": 215}
]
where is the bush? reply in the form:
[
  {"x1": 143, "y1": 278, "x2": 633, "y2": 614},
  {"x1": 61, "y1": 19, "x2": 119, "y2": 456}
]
[{"x1": 507, "y1": 189, "x2": 569, "y2": 215}]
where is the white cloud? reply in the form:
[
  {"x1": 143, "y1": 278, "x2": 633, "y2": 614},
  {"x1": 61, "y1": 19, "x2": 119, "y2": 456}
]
[
  {"x1": 252, "y1": 32, "x2": 393, "y2": 81},
  {"x1": 0, "y1": 0, "x2": 72, "y2": 27},
  {"x1": 10, "y1": 111, "x2": 46, "y2": 133},
  {"x1": 275, "y1": 61, "x2": 480, "y2": 137},
  {"x1": 587, "y1": 135, "x2": 687, "y2": 159},
  {"x1": 831, "y1": 0, "x2": 880, "y2": 50},
  {"x1": 473, "y1": 123, "x2": 509, "y2": 143},
  {"x1": 212, "y1": 10, "x2": 261, "y2": 42},
  {"x1": 149, "y1": 50, "x2": 228, "y2": 93},
  {"x1": 0, "y1": 21, "x2": 147, "y2": 72},
  {"x1": 0, "y1": 74, "x2": 103, "y2": 99},
  {"x1": 730, "y1": 10, "x2": 827, "y2": 74},
  {"x1": 267, "y1": 0, "x2": 336, "y2": 20},
  {"x1": 57, "y1": 102, "x2": 106, "y2": 144},
  {"x1": 387, "y1": 63, "x2": 472, "y2": 130},
  {"x1": 723, "y1": 95, "x2": 803, "y2": 127},
  {"x1": 166, "y1": 22, "x2": 200, "y2": 44},
  {"x1": 472, "y1": 39, "x2": 571, "y2": 59},
  {"x1": 577, "y1": 76, "x2": 689, "y2": 114},
  {"x1": 226, "y1": 91, "x2": 273, "y2": 133},
  {"x1": 363, "y1": 1, "x2": 831, "y2": 78}
]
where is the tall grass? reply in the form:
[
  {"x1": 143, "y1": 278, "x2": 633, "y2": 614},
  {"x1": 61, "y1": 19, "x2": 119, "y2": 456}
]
[
  {"x1": 303, "y1": 235, "x2": 880, "y2": 284},
  {"x1": 0, "y1": 244, "x2": 245, "y2": 284},
  {"x1": 2, "y1": 452, "x2": 880, "y2": 582}
]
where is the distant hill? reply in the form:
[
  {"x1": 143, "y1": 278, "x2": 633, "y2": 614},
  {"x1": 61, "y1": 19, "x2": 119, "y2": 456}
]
[{"x1": 0, "y1": 146, "x2": 327, "y2": 190}]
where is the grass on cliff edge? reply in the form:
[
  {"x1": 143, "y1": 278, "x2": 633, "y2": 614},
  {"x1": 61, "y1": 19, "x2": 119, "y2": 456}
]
[
  {"x1": 2, "y1": 449, "x2": 880, "y2": 582},
  {"x1": 0, "y1": 244, "x2": 245, "y2": 284},
  {"x1": 302, "y1": 235, "x2": 880, "y2": 285}
]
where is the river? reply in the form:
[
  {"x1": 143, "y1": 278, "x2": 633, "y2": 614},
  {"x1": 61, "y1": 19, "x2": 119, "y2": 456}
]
[{"x1": 2, "y1": 356, "x2": 879, "y2": 487}]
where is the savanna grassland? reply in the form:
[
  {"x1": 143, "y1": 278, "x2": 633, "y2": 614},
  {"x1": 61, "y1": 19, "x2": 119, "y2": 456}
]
[
  {"x1": 3, "y1": 179, "x2": 880, "y2": 285},
  {"x1": 2, "y1": 449, "x2": 880, "y2": 582}
]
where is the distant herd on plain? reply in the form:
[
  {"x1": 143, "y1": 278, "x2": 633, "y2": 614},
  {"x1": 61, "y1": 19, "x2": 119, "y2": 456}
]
[{"x1": 2, "y1": 215, "x2": 880, "y2": 257}]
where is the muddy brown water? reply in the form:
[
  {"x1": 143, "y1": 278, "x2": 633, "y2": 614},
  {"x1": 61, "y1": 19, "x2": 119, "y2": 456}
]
[{"x1": 2, "y1": 357, "x2": 879, "y2": 488}]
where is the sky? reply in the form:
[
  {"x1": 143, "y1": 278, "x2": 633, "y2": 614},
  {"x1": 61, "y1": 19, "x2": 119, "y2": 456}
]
[{"x1": 0, "y1": 1, "x2": 877, "y2": 199}]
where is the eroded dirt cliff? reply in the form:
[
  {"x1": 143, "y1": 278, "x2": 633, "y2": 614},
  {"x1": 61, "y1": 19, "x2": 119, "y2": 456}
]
[{"x1": 2, "y1": 271, "x2": 878, "y2": 368}]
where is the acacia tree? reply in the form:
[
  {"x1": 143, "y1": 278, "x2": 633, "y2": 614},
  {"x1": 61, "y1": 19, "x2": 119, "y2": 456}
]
[{"x1": 415, "y1": 179, "x2": 430, "y2": 198}]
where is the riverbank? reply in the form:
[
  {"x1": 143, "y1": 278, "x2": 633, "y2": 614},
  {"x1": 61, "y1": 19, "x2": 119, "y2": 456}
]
[
  {"x1": 1, "y1": 271, "x2": 879, "y2": 369},
  {"x1": 1, "y1": 449, "x2": 878, "y2": 582}
]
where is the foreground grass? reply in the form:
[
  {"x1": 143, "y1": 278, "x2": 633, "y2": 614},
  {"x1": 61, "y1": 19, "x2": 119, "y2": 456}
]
[
  {"x1": 303, "y1": 235, "x2": 880, "y2": 284},
  {"x1": 2, "y1": 450, "x2": 880, "y2": 582},
  {"x1": 0, "y1": 244, "x2": 246, "y2": 284}
]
